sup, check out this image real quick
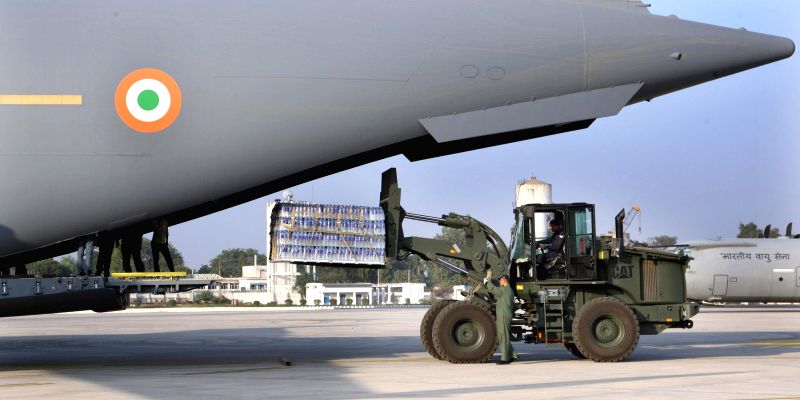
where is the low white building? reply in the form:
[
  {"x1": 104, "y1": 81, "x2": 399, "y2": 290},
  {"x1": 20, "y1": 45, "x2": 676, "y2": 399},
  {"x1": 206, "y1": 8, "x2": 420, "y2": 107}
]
[
  {"x1": 131, "y1": 274, "x2": 278, "y2": 305},
  {"x1": 305, "y1": 282, "x2": 427, "y2": 305},
  {"x1": 130, "y1": 259, "x2": 305, "y2": 305},
  {"x1": 306, "y1": 283, "x2": 373, "y2": 305},
  {"x1": 241, "y1": 256, "x2": 303, "y2": 304},
  {"x1": 385, "y1": 283, "x2": 426, "y2": 304}
]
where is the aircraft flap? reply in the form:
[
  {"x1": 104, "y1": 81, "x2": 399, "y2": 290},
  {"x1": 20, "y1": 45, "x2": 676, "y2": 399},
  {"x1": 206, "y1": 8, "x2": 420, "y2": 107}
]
[{"x1": 419, "y1": 83, "x2": 644, "y2": 143}]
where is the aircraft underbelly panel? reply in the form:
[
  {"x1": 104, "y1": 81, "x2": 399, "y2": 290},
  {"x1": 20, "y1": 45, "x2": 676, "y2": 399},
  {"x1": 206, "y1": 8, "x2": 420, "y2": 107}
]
[{"x1": 418, "y1": 83, "x2": 642, "y2": 142}]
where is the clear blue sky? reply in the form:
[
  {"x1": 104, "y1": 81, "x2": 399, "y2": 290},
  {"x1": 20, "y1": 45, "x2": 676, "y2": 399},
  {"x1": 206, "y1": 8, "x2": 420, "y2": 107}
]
[{"x1": 171, "y1": 1, "x2": 800, "y2": 269}]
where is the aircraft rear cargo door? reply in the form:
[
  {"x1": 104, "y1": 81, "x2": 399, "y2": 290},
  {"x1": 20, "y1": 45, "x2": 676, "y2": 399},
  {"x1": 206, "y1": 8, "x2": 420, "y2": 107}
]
[{"x1": 712, "y1": 274, "x2": 729, "y2": 296}]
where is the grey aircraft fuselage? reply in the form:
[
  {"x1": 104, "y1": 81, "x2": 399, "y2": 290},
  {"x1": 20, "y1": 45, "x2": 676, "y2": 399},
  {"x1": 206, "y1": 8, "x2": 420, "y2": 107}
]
[
  {"x1": 0, "y1": 0, "x2": 794, "y2": 264},
  {"x1": 686, "y1": 238, "x2": 800, "y2": 303}
]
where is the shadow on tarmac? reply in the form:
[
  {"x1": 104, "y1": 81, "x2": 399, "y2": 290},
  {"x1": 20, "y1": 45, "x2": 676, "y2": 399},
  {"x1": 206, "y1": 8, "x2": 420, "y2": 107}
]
[
  {"x1": 1, "y1": 323, "x2": 799, "y2": 398},
  {"x1": 0, "y1": 326, "x2": 419, "y2": 368},
  {"x1": 0, "y1": 325, "x2": 416, "y2": 398}
]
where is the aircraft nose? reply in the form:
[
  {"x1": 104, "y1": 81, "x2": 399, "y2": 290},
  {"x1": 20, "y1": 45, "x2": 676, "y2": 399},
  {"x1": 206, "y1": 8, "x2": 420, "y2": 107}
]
[
  {"x1": 715, "y1": 29, "x2": 795, "y2": 77},
  {"x1": 619, "y1": 16, "x2": 796, "y2": 103},
  {"x1": 773, "y1": 35, "x2": 795, "y2": 60}
]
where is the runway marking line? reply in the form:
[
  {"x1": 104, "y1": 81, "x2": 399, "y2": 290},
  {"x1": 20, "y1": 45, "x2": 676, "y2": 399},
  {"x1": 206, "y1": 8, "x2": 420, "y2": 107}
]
[{"x1": 749, "y1": 340, "x2": 800, "y2": 346}]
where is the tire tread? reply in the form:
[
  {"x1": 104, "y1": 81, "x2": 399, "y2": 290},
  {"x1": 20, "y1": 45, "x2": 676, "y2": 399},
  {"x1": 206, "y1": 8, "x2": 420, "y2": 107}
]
[
  {"x1": 420, "y1": 300, "x2": 455, "y2": 360},
  {"x1": 573, "y1": 296, "x2": 639, "y2": 362}
]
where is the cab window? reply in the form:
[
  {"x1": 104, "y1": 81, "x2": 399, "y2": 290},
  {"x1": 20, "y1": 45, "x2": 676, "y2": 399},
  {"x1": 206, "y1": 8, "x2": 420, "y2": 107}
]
[
  {"x1": 569, "y1": 207, "x2": 593, "y2": 257},
  {"x1": 509, "y1": 214, "x2": 529, "y2": 261}
]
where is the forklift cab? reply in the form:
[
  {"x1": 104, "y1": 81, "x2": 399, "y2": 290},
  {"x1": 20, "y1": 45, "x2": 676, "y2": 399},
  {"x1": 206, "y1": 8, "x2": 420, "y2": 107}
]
[{"x1": 510, "y1": 203, "x2": 598, "y2": 281}]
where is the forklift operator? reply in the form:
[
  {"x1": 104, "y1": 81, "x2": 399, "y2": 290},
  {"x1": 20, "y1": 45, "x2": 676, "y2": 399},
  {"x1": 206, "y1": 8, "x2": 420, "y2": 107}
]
[{"x1": 535, "y1": 220, "x2": 566, "y2": 267}]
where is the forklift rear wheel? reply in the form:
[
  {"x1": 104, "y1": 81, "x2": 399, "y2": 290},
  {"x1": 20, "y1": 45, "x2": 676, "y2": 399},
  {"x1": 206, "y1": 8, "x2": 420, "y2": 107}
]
[
  {"x1": 573, "y1": 297, "x2": 639, "y2": 362},
  {"x1": 564, "y1": 343, "x2": 587, "y2": 359},
  {"x1": 420, "y1": 300, "x2": 456, "y2": 360},
  {"x1": 432, "y1": 302, "x2": 497, "y2": 364}
]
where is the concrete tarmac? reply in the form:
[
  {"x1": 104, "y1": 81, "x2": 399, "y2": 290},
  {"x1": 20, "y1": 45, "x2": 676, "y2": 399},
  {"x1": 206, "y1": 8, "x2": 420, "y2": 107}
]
[{"x1": 1, "y1": 306, "x2": 799, "y2": 399}]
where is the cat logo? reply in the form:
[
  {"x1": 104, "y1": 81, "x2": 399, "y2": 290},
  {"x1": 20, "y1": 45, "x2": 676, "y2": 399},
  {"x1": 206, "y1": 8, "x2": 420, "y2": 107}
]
[{"x1": 614, "y1": 264, "x2": 633, "y2": 279}]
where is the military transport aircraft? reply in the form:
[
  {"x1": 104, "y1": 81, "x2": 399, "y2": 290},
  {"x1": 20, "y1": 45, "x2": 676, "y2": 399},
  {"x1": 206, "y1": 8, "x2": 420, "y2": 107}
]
[
  {"x1": 0, "y1": 0, "x2": 794, "y2": 266},
  {"x1": 685, "y1": 225, "x2": 800, "y2": 303}
]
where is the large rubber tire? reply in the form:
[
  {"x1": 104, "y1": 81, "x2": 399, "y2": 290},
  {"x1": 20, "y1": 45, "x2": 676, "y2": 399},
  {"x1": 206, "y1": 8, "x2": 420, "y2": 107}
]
[
  {"x1": 564, "y1": 343, "x2": 587, "y2": 359},
  {"x1": 432, "y1": 302, "x2": 497, "y2": 364},
  {"x1": 420, "y1": 300, "x2": 456, "y2": 360},
  {"x1": 573, "y1": 297, "x2": 639, "y2": 362}
]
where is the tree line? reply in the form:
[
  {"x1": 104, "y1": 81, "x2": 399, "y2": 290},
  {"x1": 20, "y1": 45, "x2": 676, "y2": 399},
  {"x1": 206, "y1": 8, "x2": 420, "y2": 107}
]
[
  {"x1": 26, "y1": 238, "x2": 188, "y2": 276},
  {"x1": 24, "y1": 220, "x2": 778, "y2": 279}
]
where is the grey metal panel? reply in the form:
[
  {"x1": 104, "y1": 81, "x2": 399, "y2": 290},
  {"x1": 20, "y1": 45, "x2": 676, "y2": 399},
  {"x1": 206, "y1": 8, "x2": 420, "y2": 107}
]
[
  {"x1": 0, "y1": 276, "x2": 104, "y2": 299},
  {"x1": 419, "y1": 83, "x2": 643, "y2": 143},
  {"x1": 712, "y1": 275, "x2": 729, "y2": 297}
]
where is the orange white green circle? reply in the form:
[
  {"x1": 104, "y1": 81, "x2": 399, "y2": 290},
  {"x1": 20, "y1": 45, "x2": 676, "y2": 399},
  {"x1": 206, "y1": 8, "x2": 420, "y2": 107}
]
[{"x1": 114, "y1": 68, "x2": 182, "y2": 133}]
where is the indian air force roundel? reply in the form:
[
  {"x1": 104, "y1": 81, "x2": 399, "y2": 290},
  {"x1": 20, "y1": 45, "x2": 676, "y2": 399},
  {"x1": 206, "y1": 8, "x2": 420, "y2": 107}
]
[{"x1": 115, "y1": 68, "x2": 182, "y2": 133}]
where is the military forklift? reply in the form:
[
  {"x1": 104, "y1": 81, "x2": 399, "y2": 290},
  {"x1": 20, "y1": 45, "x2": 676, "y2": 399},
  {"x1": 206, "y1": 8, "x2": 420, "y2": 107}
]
[{"x1": 379, "y1": 168, "x2": 698, "y2": 363}]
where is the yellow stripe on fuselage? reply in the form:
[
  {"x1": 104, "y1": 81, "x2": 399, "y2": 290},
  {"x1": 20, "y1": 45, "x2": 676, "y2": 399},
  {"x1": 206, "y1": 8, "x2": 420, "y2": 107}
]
[
  {"x1": 111, "y1": 272, "x2": 187, "y2": 278},
  {"x1": 0, "y1": 95, "x2": 82, "y2": 105}
]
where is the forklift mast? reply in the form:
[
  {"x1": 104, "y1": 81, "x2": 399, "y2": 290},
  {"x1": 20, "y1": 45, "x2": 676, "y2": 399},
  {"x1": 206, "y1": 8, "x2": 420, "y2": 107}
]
[{"x1": 379, "y1": 168, "x2": 508, "y2": 292}]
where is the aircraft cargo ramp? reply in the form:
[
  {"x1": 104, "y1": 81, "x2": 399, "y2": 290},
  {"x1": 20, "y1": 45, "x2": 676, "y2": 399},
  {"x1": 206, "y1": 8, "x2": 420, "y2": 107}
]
[{"x1": 0, "y1": 273, "x2": 213, "y2": 318}]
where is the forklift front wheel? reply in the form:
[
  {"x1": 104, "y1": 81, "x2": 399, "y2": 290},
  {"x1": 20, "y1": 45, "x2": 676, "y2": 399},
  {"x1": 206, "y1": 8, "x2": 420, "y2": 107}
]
[
  {"x1": 432, "y1": 302, "x2": 497, "y2": 364},
  {"x1": 420, "y1": 300, "x2": 456, "y2": 360}
]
